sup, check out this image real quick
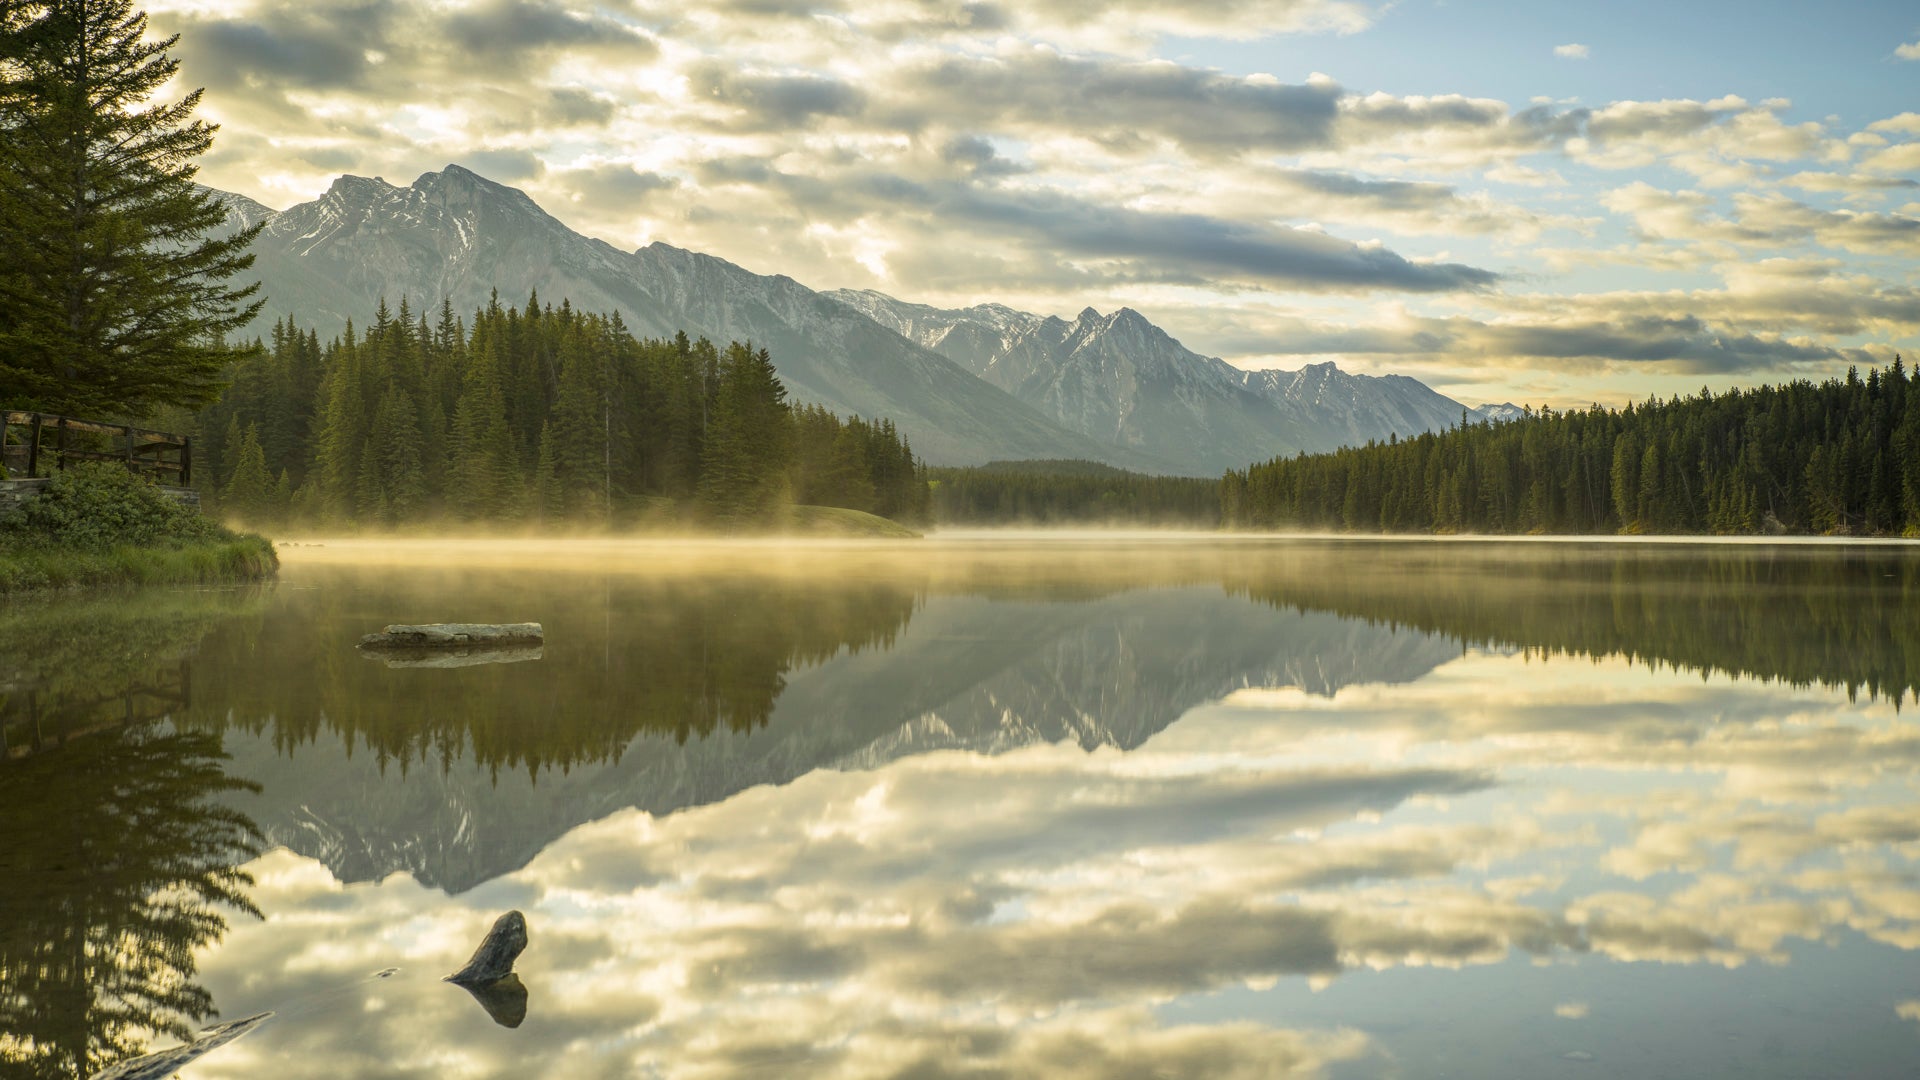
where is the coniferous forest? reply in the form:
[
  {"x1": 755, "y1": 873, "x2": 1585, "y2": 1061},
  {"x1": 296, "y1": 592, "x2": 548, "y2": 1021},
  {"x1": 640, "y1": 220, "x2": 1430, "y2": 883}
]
[
  {"x1": 1223, "y1": 361, "x2": 1920, "y2": 537},
  {"x1": 929, "y1": 460, "x2": 1220, "y2": 526},
  {"x1": 186, "y1": 293, "x2": 931, "y2": 529}
]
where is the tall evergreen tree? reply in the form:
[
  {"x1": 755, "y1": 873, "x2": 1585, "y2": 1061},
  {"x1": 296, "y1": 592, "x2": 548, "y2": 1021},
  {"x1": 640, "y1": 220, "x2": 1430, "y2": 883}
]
[
  {"x1": 701, "y1": 343, "x2": 793, "y2": 524},
  {"x1": 220, "y1": 420, "x2": 272, "y2": 523},
  {"x1": 0, "y1": 0, "x2": 263, "y2": 416}
]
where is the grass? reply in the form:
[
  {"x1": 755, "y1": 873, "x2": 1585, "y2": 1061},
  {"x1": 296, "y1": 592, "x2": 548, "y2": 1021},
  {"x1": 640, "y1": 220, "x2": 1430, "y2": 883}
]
[
  {"x1": 784, "y1": 504, "x2": 924, "y2": 538},
  {"x1": 0, "y1": 463, "x2": 281, "y2": 593},
  {"x1": 0, "y1": 533, "x2": 279, "y2": 593}
]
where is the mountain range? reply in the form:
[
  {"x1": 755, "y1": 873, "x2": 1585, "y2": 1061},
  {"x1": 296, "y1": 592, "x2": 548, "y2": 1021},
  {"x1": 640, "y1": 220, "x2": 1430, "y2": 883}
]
[{"x1": 214, "y1": 166, "x2": 1517, "y2": 474}]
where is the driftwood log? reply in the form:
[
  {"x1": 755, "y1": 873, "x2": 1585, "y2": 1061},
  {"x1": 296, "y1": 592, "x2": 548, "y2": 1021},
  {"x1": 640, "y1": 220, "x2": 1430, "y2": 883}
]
[
  {"x1": 357, "y1": 623, "x2": 543, "y2": 650},
  {"x1": 91, "y1": 1012, "x2": 273, "y2": 1079}
]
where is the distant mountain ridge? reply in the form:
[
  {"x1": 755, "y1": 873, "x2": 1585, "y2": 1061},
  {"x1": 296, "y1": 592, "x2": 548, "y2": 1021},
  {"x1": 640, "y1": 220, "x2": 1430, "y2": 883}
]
[
  {"x1": 831, "y1": 289, "x2": 1500, "y2": 474},
  {"x1": 217, "y1": 165, "x2": 1509, "y2": 474}
]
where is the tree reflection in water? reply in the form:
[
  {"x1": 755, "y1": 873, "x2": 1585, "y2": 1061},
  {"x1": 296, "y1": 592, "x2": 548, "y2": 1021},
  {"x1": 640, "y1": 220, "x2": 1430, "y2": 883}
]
[
  {"x1": 0, "y1": 728, "x2": 263, "y2": 1079},
  {"x1": 0, "y1": 593, "x2": 266, "y2": 1080}
]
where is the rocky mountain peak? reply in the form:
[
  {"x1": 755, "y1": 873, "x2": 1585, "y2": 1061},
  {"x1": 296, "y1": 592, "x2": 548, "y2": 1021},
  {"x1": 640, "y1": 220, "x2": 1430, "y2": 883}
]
[
  {"x1": 320, "y1": 173, "x2": 400, "y2": 207},
  {"x1": 222, "y1": 164, "x2": 1477, "y2": 475}
]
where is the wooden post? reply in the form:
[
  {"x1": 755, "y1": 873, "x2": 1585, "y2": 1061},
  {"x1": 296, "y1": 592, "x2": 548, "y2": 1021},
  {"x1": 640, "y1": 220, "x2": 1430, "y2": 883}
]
[
  {"x1": 56, "y1": 416, "x2": 66, "y2": 472},
  {"x1": 24, "y1": 414, "x2": 39, "y2": 477},
  {"x1": 0, "y1": 413, "x2": 9, "y2": 477},
  {"x1": 181, "y1": 436, "x2": 192, "y2": 488}
]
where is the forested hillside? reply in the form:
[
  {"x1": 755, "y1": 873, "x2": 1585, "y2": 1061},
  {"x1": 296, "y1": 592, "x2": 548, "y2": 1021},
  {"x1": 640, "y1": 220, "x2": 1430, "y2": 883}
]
[
  {"x1": 1223, "y1": 362, "x2": 1920, "y2": 536},
  {"x1": 187, "y1": 294, "x2": 930, "y2": 529},
  {"x1": 930, "y1": 460, "x2": 1219, "y2": 526}
]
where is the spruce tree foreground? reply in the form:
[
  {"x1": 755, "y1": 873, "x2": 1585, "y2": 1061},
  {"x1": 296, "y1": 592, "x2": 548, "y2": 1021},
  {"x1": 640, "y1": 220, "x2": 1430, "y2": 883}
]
[
  {"x1": 0, "y1": 0, "x2": 262, "y2": 417},
  {"x1": 191, "y1": 295, "x2": 933, "y2": 531}
]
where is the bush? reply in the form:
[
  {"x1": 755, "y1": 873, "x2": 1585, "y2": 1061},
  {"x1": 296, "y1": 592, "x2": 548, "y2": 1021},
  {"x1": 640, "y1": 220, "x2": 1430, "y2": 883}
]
[{"x1": 0, "y1": 462, "x2": 228, "y2": 551}]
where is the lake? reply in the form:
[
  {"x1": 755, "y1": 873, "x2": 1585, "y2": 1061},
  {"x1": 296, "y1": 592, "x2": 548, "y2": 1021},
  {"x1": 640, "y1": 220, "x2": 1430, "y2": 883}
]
[{"x1": 4, "y1": 536, "x2": 1919, "y2": 1079}]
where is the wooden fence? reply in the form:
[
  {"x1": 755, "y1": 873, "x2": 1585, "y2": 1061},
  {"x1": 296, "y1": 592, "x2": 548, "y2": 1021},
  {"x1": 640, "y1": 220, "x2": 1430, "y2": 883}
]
[
  {"x1": 1, "y1": 411, "x2": 192, "y2": 487},
  {"x1": 0, "y1": 662, "x2": 193, "y2": 761}
]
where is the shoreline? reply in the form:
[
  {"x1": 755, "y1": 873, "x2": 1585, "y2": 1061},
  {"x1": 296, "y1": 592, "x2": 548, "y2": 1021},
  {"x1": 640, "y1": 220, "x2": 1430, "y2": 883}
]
[{"x1": 0, "y1": 535, "x2": 279, "y2": 593}]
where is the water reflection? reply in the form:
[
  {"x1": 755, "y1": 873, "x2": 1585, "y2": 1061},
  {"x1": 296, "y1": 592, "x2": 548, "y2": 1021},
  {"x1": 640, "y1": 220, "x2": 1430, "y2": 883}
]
[
  {"x1": 0, "y1": 727, "x2": 263, "y2": 1079},
  {"x1": 3, "y1": 538, "x2": 1919, "y2": 1078}
]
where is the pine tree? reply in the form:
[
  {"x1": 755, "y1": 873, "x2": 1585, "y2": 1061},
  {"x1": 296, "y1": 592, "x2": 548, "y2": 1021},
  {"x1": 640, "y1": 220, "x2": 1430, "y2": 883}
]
[
  {"x1": 0, "y1": 0, "x2": 263, "y2": 416},
  {"x1": 701, "y1": 343, "x2": 792, "y2": 524},
  {"x1": 530, "y1": 422, "x2": 559, "y2": 523},
  {"x1": 220, "y1": 420, "x2": 271, "y2": 523}
]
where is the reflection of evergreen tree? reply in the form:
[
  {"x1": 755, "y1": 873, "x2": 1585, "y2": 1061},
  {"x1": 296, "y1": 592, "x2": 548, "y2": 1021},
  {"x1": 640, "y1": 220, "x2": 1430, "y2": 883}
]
[
  {"x1": 0, "y1": 591, "x2": 271, "y2": 756},
  {"x1": 1225, "y1": 544, "x2": 1920, "y2": 702},
  {"x1": 0, "y1": 729, "x2": 263, "y2": 1079},
  {"x1": 178, "y1": 575, "x2": 924, "y2": 775}
]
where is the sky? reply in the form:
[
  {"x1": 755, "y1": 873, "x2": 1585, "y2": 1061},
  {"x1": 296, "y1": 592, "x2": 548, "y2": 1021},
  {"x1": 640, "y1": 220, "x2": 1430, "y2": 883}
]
[{"x1": 148, "y1": 0, "x2": 1920, "y2": 408}]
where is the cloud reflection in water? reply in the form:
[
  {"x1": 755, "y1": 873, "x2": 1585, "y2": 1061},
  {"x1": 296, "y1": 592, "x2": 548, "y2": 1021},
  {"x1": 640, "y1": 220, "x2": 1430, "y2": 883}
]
[{"x1": 177, "y1": 644, "x2": 1920, "y2": 1078}]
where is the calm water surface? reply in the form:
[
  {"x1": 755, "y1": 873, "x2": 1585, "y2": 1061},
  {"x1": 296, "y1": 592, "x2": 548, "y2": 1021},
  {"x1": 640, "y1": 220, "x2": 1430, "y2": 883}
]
[{"x1": 4, "y1": 537, "x2": 1920, "y2": 1078}]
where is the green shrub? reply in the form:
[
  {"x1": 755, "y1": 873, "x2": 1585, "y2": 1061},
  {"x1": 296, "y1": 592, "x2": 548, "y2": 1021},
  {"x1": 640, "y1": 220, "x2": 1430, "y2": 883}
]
[{"x1": 0, "y1": 462, "x2": 227, "y2": 551}]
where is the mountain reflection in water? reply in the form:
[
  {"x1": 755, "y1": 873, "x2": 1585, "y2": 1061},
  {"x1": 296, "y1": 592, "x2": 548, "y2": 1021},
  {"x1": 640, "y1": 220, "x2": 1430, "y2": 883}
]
[{"x1": 2, "y1": 538, "x2": 1917, "y2": 1079}]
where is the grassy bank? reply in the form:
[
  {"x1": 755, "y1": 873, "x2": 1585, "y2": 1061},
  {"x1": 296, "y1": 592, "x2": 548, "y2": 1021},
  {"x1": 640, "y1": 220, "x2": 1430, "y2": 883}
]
[
  {"x1": 0, "y1": 464, "x2": 278, "y2": 594},
  {"x1": 0, "y1": 535, "x2": 278, "y2": 592},
  {"x1": 784, "y1": 504, "x2": 923, "y2": 538}
]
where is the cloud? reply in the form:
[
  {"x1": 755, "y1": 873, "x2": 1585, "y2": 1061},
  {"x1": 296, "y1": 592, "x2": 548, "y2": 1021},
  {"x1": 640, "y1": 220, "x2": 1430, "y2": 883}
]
[
  {"x1": 881, "y1": 50, "x2": 1347, "y2": 158},
  {"x1": 1896, "y1": 38, "x2": 1920, "y2": 61},
  {"x1": 685, "y1": 151, "x2": 1499, "y2": 292},
  {"x1": 637, "y1": 0, "x2": 1384, "y2": 51},
  {"x1": 685, "y1": 63, "x2": 869, "y2": 131},
  {"x1": 1868, "y1": 112, "x2": 1920, "y2": 135},
  {"x1": 1553, "y1": 43, "x2": 1589, "y2": 60},
  {"x1": 1604, "y1": 181, "x2": 1920, "y2": 255}
]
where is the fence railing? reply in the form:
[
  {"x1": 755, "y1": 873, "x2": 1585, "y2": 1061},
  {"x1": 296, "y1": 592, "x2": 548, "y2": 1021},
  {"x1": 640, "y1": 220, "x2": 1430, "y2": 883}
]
[{"x1": 0, "y1": 411, "x2": 192, "y2": 487}]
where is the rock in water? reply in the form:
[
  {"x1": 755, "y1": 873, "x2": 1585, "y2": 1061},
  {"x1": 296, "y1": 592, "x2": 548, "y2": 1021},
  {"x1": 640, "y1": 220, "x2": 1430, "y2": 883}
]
[
  {"x1": 358, "y1": 623, "x2": 543, "y2": 649},
  {"x1": 446, "y1": 910, "x2": 529, "y2": 986}
]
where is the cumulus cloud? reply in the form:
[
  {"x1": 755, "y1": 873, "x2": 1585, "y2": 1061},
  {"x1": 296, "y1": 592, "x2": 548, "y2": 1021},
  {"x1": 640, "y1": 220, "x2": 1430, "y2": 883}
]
[
  {"x1": 1604, "y1": 181, "x2": 1920, "y2": 255},
  {"x1": 1553, "y1": 43, "x2": 1589, "y2": 60},
  {"x1": 1897, "y1": 38, "x2": 1920, "y2": 61}
]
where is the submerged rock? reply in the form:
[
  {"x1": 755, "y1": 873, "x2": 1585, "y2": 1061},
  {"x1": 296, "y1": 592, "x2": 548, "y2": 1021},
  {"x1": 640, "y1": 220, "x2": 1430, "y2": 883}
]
[{"x1": 357, "y1": 623, "x2": 543, "y2": 649}]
